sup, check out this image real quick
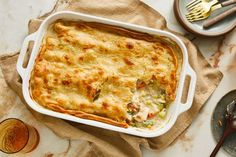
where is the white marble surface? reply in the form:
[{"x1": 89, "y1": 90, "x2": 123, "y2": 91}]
[{"x1": 0, "y1": 0, "x2": 235, "y2": 156}]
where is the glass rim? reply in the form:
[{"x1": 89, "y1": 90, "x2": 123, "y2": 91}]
[{"x1": 0, "y1": 118, "x2": 30, "y2": 154}]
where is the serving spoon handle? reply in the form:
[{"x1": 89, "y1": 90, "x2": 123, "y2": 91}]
[
  {"x1": 203, "y1": 6, "x2": 236, "y2": 28},
  {"x1": 210, "y1": 129, "x2": 232, "y2": 157}
]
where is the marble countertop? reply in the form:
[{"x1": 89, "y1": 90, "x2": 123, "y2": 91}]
[{"x1": 0, "y1": 0, "x2": 235, "y2": 156}]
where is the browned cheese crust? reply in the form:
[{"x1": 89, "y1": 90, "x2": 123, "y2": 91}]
[{"x1": 29, "y1": 20, "x2": 182, "y2": 128}]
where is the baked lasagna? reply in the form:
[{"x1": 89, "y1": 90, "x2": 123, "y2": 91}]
[{"x1": 30, "y1": 20, "x2": 182, "y2": 129}]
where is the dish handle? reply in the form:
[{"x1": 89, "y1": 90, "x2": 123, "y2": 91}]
[
  {"x1": 16, "y1": 33, "x2": 36, "y2": 79},
  {"x1": 179, "y1": 65, "x2": 197, "y2": 114}
]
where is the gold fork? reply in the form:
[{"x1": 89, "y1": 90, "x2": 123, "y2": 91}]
[
  {"x1": 186, "y1": 0, "x2": 210, "y2": 10},
  {"x1": 186, "y1": 0, "x2": 219, "y2": 15},
  {"x1": 186, "y1": 5, "x2": 221, "y2": 22},
  {"x1": 186, "y1": 0, "x2": 236, "y2": 22}
]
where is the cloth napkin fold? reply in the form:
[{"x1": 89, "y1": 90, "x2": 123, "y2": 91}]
[{"x1": 0, "y1": 0, "x2": 223, "y2": 156}]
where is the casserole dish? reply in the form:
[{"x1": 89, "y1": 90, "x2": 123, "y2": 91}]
[{"x1": 17, "y1": 11, "x2": 196, "y2": 137}]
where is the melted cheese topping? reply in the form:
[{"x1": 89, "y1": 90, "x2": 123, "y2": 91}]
[{"x1": 30, "y1": 20, "x2": 182, "y2": 128}]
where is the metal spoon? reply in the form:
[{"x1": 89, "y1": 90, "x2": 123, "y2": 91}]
[{"x1": 210, "y1": 100, "x2": 236, "y2": 157}]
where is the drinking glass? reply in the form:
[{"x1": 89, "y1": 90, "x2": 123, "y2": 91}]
[{"x1": 0, "y1": 118, "x2": 40, "y2": 154}]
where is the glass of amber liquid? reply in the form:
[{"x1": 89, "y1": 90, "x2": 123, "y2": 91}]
[{"x1": 0, "y1": 118, "x2": 40, "y2": 154}]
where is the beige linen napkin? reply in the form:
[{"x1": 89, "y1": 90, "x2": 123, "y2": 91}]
[{"x1": 0, "y1": 0, "x2": 223, "y2": 156}]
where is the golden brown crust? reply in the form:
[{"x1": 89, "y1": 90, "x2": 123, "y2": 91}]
[
  {"x1": 30, "y1": 20, "x2": 182, "y2": 128},
  {"x1": 44, "y1": 103, "x2": 128, "y2": 128}
]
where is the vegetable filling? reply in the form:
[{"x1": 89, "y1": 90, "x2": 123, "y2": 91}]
[{"x1": 127, "y1": 79, "x2": 168, "y2": 129}]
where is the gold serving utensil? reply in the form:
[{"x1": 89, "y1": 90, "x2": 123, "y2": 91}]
[
  {"x1": 186, "y1": 0, "x2": 219, "y2": 18},
  {"x1": 186, "y1": 0, "x2": 209, "y2": 10},
  {"x1": 187, "y1": 0, "x2": 218, "y2": 11},
  {"x1": 186, "y1": 4, "x2": 221, "y2": 22},
  {"x1": 203, "y1": 6, "x2": 236, "y2": 28},
  {"x1": 186, "y1": 0, "x2": 236, "y2": 22}
]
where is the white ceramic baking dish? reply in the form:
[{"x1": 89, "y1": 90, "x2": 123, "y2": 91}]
[{"x1": 17, "y1": 11, "x2": 196, "y2": 138}]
